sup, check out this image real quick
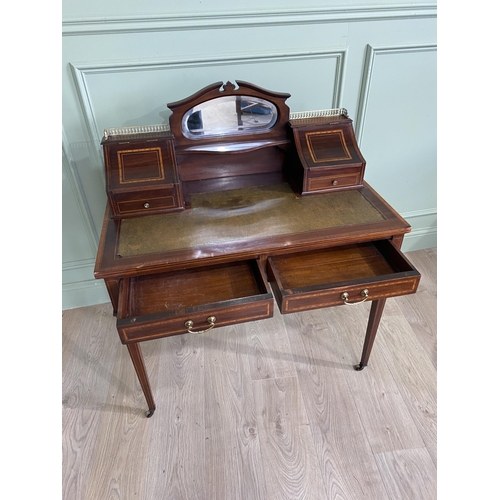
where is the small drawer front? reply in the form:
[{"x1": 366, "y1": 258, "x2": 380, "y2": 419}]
[
  {"x1": 267, "y1": 240, "x2": 420, "y2": 314},
  {"x1": 306, "y1": 167, "x2": 362, "y2": 192},
  {"x1": 114, "y1": 187, "x2": 179, "y2": 215},
  {"x1": 117, "y1": 260, "x2": 274, "y2": 343}
]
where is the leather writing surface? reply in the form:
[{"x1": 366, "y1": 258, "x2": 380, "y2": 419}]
[{"x1": 118, "y1": 183, "x2": 384, "y2": 257}]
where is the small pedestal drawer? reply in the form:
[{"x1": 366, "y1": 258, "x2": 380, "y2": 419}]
[
  {"x1": 116, "y1": 260, "x2": 274, "y2": 343},
  {"x1": 267, "y1": 240, "x2": 420, "y2": 314},
  {"x1": 305, "y1": 166, "x2": 363, "y2": 193},
  {"x1": 113, "y1": 186, "x2": 180, "y2": 216}
]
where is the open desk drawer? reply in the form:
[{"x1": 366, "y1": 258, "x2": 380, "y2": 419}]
[
  {"x1": 267, "y1": 240, "x2": 420, "y2": 314},
  {"x1": 117, "y1": 260, "x2": 274, "y2": 343}
]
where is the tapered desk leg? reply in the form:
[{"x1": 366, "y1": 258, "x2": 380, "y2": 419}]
[
  {"x1": 355, "y1": 298, "x2": 386, "y2": 371},
  {"x1": 126, "y1": 343, "x2": 156, "y2": 417}
]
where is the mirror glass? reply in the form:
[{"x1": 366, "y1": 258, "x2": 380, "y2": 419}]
[{"x1": 181, "y1": 96, "x2": 278, "y2": 139}]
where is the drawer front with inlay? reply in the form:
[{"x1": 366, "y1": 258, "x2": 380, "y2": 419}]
[
  {"x1": 117, "y1": 260, "x2": 274, "y2": 343},
  {"x1": 306, "y1": 166, "x2": 363, "y2": 192},
  {"x1": 267, "y1": 239, "x2": 420, "y2": 314},
  {"x1": 113, "y1": 187, "x2": 179, "y2": 215}
]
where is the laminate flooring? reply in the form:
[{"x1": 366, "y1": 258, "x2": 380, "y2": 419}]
[{"x1": 62, "y1": 247, "x2": 437, "y2": 500}]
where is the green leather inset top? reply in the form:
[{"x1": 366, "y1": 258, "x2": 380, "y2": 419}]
[{"x1": 118, "y1": 183, "x2": 384, "y2": 257}]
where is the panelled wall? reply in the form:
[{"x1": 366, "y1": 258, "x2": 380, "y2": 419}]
[{"x1": 62, "y1": 1, "x2": 437, "y2": 310}]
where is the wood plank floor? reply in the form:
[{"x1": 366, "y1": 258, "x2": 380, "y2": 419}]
[{"x1": 62, "y1": 247, "x2": 437, "y2": 500}]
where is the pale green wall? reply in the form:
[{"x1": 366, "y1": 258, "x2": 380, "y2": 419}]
[{"x1": 62, "y1": 1, "x2": 437, "y2": 310}]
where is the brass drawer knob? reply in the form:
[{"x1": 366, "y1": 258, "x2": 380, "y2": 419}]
[
  {"x1": 143, "y1": 202, "x2": 150, "y2": 208},
  {"x1": 332, "y1": 180, "x2": 338, "y2": 186},
  {"x1": 185, "y1": 316, "x2": 216, "y2": 334},
  {"x1": 341, "y1": 289, "x2": 369, "y2": 305}
]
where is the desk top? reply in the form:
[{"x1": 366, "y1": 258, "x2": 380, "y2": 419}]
[{"x1": 95, "y1": 182, "x2": 410, "y2": 279}]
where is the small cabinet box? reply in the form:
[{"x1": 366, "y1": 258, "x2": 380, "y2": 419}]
[
  {"x1": 102, "y1": 127, "x2": 184, "y2": 218},
  {"x1": 287, "y1": 111, "x2": 366, "y2": 195}
]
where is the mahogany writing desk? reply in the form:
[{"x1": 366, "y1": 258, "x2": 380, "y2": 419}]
[{"x1": 94, "y1": 81, "x2": 420, "y2": 417}]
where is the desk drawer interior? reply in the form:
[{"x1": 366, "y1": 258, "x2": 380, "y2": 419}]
[
  {"x1": 117, "y1": 260, "x2": 274, "y2": 342},
  {"x1": 267, "y1": 240, "x2": 420, "y2": 313},
  {"x1": 126, "y1": 260, "x2": 269, "y2": 317}
]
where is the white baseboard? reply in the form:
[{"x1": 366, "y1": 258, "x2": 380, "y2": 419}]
[
  {"x1": 62, "y1": 280, "x2": 110, "y2": 310},
  {"x1": 401, "y1": 227, "x2": 437, "y2": 252}
]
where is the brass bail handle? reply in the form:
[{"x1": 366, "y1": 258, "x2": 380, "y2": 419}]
[
  {"x1": 341, "y1": 289, "x2": 369, "y2": 305},
  {"x1": 185, "y1": 316, "x2": 216, "y2": 334}
]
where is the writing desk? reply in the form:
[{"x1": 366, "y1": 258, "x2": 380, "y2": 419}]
[
  {"x1": 95, "y1": 81, "x2": 421, "y2": 417},
  {"x1": 94, "y1": 181, "x2": 420, "y2": 417}
]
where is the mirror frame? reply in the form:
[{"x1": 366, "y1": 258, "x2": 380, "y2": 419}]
[{"x1": 167, "y1": 81, "x2": 291, "y2": 151}]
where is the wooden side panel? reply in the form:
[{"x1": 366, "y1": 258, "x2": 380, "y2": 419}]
[{"x1": 177, "y1": 146, "x2": 285, "y2": 182}]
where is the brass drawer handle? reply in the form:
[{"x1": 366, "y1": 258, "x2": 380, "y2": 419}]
[
  {"x1": 143, "y1": 202, "x2": 150, "y2": 208},
  {"x1": 332, "y1": 180, "x2": 338, "y2": 186},
  {"x1": 185, "y1": 316, "x2": 216, "y2": 334},
  {"x1": 341, "y1": 289, "x2": 369, "y2": 305}
]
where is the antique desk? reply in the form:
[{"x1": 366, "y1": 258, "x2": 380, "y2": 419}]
[{"x1": 94, "y1": 81, "x2": 420, "y2": 417}]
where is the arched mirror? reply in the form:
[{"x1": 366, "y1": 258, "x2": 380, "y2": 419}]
[
  {"x1": 167, "y1": 81, "x2": 291, "y2": 150},
  {"x1": 181, "y1": 95, "x2": 278, "y2": 139}
]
